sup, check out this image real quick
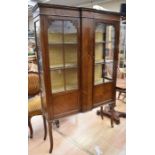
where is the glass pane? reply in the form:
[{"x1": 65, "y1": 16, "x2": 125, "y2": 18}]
[
  {"x1": 94, "y1": 24, "x2": 115, "y2": 85},
  {"x1": 105, "y1": 25, "x2": 115, "y2": 63},
  {"x1": 105, "y1": 63, "x2": 113, "y2": 80},
  {"x1": 66, "y1": 68, "x2": 78, "y2": 90},
  {"x1": 95, "y1": 23, "x2": 105, "y2": 42},
  {"x1": 64, "y1": 45, "x2": 77, "y2": 67},
  {"x1": 95, "y1": 44, "x2": 104, "y2": 63},
  {"x1": 35, "y1": 21, "x2": 43, "y2": 71},
  {"x1": 105, "y1": 43, "x2": 114, "y2": 62},
  {"x1": 48, "y1": 21, "x2": 63, "y2": 43},
  {"x1": 94, "y1": 64, "x2": 104, "y2": 85},
  {"x1": 49, "y1": 44, "x2": 63, "y2": 68},
  {"x1": 35, "y1": 20, "x2": 47, "y2": 110},
  {"x1": 106, "y1": 25, "x2": 115, "y2": 42},
  {"x1": 50, "y1": 69, "x2": 65, "y2": 93},
  {"x1": 64, "y1": 21, "x2": 77, "y2": 43}
]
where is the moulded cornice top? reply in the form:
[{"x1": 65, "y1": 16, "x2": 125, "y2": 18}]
[{"x1": 32, "y1": 3, "x2": 120, "y2": 16}]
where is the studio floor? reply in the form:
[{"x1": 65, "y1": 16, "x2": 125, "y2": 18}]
[{"x1": 28, "y1": 98, "x2": 126, "y2": 155}]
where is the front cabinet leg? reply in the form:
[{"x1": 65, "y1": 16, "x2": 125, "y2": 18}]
[{"x1": 48, "y1": 121, "x2": 53, "y2": 153}]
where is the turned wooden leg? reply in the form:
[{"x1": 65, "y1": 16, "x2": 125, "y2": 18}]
[
  {"x1": 96, "y1": 106, "x2": 104, "y2": 120},
  {"x1": 100, "y1": 106, "x2": 104, "y2": 120},
  {"x1": 28, "y1": 117, "x2": 33, "y2": 138},
  {"x1": 55, "y1": 120, "x2": 60, "y2": 128},
  {"x1": 48, "y1": 121, "x2": 53, "y2": 153},
  {"x1": 42, "y1": 115, "x2": 47, "y2": 140},
  {"x1": 109, "y1": 104, "x2": 114, "y2": 128},
  {"x1": 118, "y1": 91, "x2": 121, "y2": 99}
]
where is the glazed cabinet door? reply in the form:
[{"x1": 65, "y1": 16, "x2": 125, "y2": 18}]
[
  {"x1": 93, "y1": 22, "x2": 116, "y2": 106},
  {"x1": 47, "y1": 17, "x2": 80, "y2": 118}
]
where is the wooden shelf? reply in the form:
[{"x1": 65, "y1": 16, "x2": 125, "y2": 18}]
[
  {"x1": 52, "y1": 85, "x2": 78, "y2": 93},
  {"x1": 52, "y1": 87, "x2": 65, "y2": 93},
  {"x1": 66, "y1": 85, "x2": 78, "y2": 91},
  {"x1": 50, "y1": 63, "x2": 77, "y2": 70},
  {"x1": 95, "y1": 59, "x2": 104, "y2": 64},
  {"x1": 28, "y1": 36, "x2": 35, "y2": 39},
  {"x1": 65, "y1": 63, "x2": 77, "y2": 68},
  {"x1": 95, "y1": 41, "x2": 105, "y2": 44},
  {"x1": 94, "y1": 78, "x2": 112, "y2": 85},
  {"x1": 48, "y1": 42, "x2": 77, "y2": 45},
  {"x1": 94, "y1": 60, "x2": 113, "y2": 64},
  {"x1": 95, "y1": 41, "x2": 113, "y2": 44},
  {"x1": 105, "y1": 60, "x2": 113, "y2": 63}
]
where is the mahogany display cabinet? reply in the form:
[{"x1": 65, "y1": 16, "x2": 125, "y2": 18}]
[{"x1": 32, "y1": 3, "x2": 120, "y2": 153}]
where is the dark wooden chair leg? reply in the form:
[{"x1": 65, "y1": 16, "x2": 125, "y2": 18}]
[
  {"x1": 48, "y1": 121, "x2": 53, "y2": 153},
  {"x1": 43, "y1": 115, "x2": 47, "y2": 140},
  {"x1": 109, "y1": 104, "x2": 114, "y2": 128},
  {"x1": 28, "y1": 117, "x2": 33, "y2": 138}
]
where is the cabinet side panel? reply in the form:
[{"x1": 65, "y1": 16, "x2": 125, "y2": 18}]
[
  {"x1": 40, "y1": 16, "x2": 54, "y2": 120},
  {"x1": 81, "y1": 18, "x2": 94, "y2": 111}
]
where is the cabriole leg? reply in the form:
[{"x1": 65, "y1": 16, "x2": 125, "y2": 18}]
[{"x1": 48, "y1": 121, "x2": 53, "y2": 153}]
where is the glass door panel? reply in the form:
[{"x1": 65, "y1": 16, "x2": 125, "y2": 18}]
[
  {"x1": 48, "y1": 19, "x2": 79, "y2": 93},
  {"x1": 50, "y1": 69, "x2": 65, "y2": 93},
  {"x1": 104, "y1": 63, "x2": 113, "y2": 81},
  {"x1": 95, "y1": 23, "x2": 105, "y2": 42},
  {"x1": 48, "y1": 21, "x2": 63, "y2": 44},
  {"x1": 64, "y1": 20, "x2": 78, "y2": 91},
  {"x1": 94, "y1": 23, "x2": 115, "y2": 85},
  {"x1": 95, "y1": 44, "x2": 104, "y2": 63},
  {"x1": 106, "y1": 25, "x2": 115, "y2": 43},
  {"x1": 94, "y1": 64, "x2": 104, "y2": 85},
  {"x1": 64, "y1": 21, "x2": 77, "y2": 43},
  {"x1": 64, "y1": 45, "x2": 77, "y2": 67},
  {"x1": 105, "y1": 43, "x2": 114, "y2": 62},
  {"x1": 66, "y1": 68, "x2": 78, "y2": 91},
  {"x1": 49, "y1": 44, "x2": 63, "y2": 68}
]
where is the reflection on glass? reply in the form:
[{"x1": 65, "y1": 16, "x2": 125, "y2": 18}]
[
  {"x1": 48, "y1": 21, "x2": 63, "y2": 43},
  {"x1": 49, "y1": 45, "x2": 63, "y2": 68},
  {"x1": 50, "y1": 70, "x2": 65, "y2": 93},
  {"x1": 64, "y1": 45, "x2": 77, "y2": 67},
  {"x1": 105, "y1": 43, "x2": 114, "y2": 62},
  {"x1": 66, "y1": 68, "x2": 78, "y2": 90},
  {"x1": 94, "y1": 64, "x2": 112, "y2": 85},
  {"x1": 94, "y1": 64, "x2": 103, "y2": 85},
  {"x1": 95, "y1": 23, "x2": 105, "y2": 42},
  {"x1": 106, "y1": 25, "x2": 115, "y2": 42},
  {"x1": 105, "y1": 63, "x2": 113, "y2": 79},
  {"x1": 64, "y1": 21, "x2": 77, "y2": 43}
]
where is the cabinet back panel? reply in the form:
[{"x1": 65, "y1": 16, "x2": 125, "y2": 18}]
[
  {"x1": 93, "y1": 83, "x2": 113, "y2": 105},
  {"x1": 52, "y1": 91, "x2": 80, "y2": 117}
]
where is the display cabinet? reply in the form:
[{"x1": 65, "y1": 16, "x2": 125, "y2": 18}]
[{"x1": 32, "y1": 3, "x2": 120, "y2": 153}]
